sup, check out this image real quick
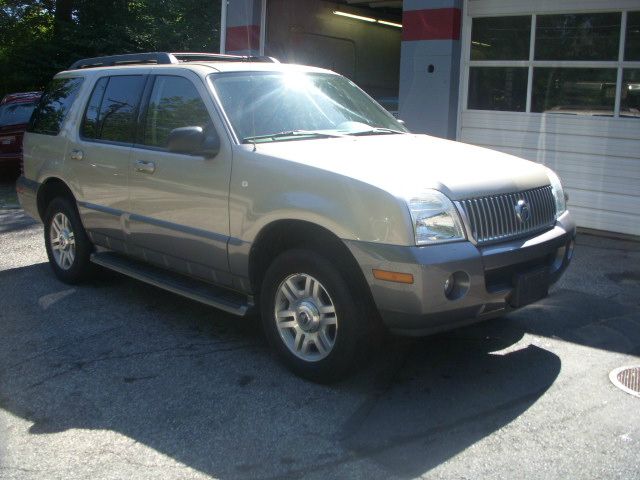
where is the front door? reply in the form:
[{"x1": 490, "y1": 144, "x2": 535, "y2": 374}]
[
  {"x1": 69, "y1": 73, "x2": 148, "y2": 249},
  {"x1": 127, "y1": 71, "x2": 233, "y2": 285}
]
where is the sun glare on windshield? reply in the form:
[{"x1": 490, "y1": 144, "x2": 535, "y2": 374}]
[{"x1": 282, "y1": 72, "x2": 314, "y2": 91}]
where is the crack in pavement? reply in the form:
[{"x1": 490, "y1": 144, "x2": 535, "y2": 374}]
[{"x1": 22, "y1": 342, "x2": 258, "y2": 391}]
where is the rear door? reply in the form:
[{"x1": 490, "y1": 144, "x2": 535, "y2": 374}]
[
  {"x1": 23, "y1": 76, "x2": 84, "y2": 181},
  {"x1": 69, "y1": 73, "x2": 148, "y2": 250},
  {"x1": 127, "y1": 70, "x2": 233, "y2": 285}
]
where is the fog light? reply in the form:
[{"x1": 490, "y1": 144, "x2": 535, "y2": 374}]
[
  {"x1": 444, "y1": 276, "x2": 454, "y2": 296},
  {"x1": 444, "y1": 271, "x2": 470, "y2": 300}
]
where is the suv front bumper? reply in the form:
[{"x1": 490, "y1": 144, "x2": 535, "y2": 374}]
[{"x1": 345, "y1": 211, "x2": 576, "y2": 336}]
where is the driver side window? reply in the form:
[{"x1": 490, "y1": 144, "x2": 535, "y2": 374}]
[{"x1": 142, "y1": 76, "x2": 212, "y2": 148}]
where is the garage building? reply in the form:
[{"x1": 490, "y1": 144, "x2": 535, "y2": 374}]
[{"x1": 221, "y1": 0, "x2": 640, "y2": 237}]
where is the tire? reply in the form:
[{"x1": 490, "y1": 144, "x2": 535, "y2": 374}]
[
  {"x1": 43, "y1": 197, "x2": 94, "y2": 284},
  {"x1": 260, "y1": 249, "x2": 373, "y2": 383}
]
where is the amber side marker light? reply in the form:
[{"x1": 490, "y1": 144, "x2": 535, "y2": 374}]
[{"x1": 372, "y1": 269, "x2": 414, "y2": 284}]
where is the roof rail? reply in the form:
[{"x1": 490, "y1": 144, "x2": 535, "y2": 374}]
[{"x1": 68, "y1": 52, "x2": 279, "y2": 70}]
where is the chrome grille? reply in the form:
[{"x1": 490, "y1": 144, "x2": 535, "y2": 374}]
[{"x1": 457, "y1": 186, "x2": 556, "y2": 244}]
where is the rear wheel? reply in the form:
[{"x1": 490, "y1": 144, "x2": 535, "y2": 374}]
[
  {"x1": 44, "y1": 197, "x2": 94, "y2": 284},
  {"x1": 260, "y1": 249, "x2": 372, "y2": 382}
]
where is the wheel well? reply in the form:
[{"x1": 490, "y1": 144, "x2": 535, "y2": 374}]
[
  {"x1": 249, "y1": 220, "x2": 370, "y2": 298},
  {"x1": 37, "y1": 178, "x2": 76, "y2": 220}
]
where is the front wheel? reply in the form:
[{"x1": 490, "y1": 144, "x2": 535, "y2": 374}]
[
  {"x1": 44, "y1": 197, "x2": 94, "y2": 284},
  {"x1": 260, "y1": 249, "x2": 372, "y2": 382}
]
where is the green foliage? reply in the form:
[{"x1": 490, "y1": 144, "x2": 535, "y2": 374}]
[{"x1": 0, "y1": 0, "x2": 221, "y2": 98}]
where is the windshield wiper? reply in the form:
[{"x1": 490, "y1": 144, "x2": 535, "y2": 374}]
[
  {"x1": 343, "y1": 127, "x2": 407, "y2": 136},
  {"x1": 242, "y1": 130, "x2": 346, "y2": 143}
]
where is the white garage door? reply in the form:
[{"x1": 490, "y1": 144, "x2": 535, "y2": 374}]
[{"x1": 458, "y1": 0, "x2": 640, "y2": 236}]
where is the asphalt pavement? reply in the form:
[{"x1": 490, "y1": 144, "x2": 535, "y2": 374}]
[{"x1": 1, "y1": 179, "x2": 639, "y2": 479}]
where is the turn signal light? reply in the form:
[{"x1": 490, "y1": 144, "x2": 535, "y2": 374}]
[{"x1": 372, "y1": 269, "x2": 414, "y2": 284}]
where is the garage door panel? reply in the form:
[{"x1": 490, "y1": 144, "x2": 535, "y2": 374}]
[
  {"x1": 461, "y1": 110, "x2": 640, "y2": 141},
  {"x1": 485, "y1": 147, "x2": 640, "y2": 181},
  {"x1": 458, "y1": 4, "x2": 640, "y2": 237},
  {"x1": 570, "y1": 205, "x2": 640, "y2": 236},
  {"x1": 558, "y1": 172, "x2": 640, "y2": 197},
  {"x1": 566, "y1": 189, "x2": 640, "y2": 217},
  {"x1": 461, "y1": 127, "x2": 639, "y2": 159}
]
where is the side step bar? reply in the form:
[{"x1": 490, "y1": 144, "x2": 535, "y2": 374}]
[{"x1": 90, "y1": 252, "x2": 253, "y2": 317}]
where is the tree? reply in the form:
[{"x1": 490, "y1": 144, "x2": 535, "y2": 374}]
[{"x1": 0, "y1": 0, "x2": 221, "y2": 98}]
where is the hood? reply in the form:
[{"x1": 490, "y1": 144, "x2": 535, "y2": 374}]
[{"x1": 253, "y1": 134, "x2": 551, "y2": 201}]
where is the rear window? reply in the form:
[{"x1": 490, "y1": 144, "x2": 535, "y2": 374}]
[
  {"x1": 28, "y1": 77, "x2": 84, "y2": 135},
  {"x1": 80, "y1": 75, "x2": 146, "y2": 144},
  {"x1": 0, "y1": 102, "x2": 37, "y2": 127}
]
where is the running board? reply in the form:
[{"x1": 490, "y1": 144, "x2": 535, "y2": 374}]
[{"x1": 90, "y1": 252, "x2": 253, "y2": 317}]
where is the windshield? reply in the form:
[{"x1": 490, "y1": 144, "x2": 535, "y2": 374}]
[
  {"x1": 210, "y1": 72, "x2": 407, "y2": 143},
  {"x1": 0, "y1": 102, "x2": 37, "y2": 126}
]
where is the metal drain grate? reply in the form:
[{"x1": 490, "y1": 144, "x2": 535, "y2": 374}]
[{"x1": 609, "y1": 366, "x2": 640, "y2": 398}]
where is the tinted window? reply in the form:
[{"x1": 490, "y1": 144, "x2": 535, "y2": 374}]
[
  {"x1": 471, "y1": 16, "x2": 531, "y2": 60},
  {"x1": 143, "y1": 76, "x2": 211, "y2": 148},
  {"x1": 468, "y1": 67, "x2": 528, "y2": 111},
  {"x1": 80, "y1": 75, "x2": 145, "y2": 143},
  {"x1": 0, "y1": 103, "x2": 37, "y2": 126},
  {"x1": 28, "y1": 77, "x2": 83, "y2": 135},
  {"x1": 531, "y1": 68, "x2": 617, "y2": 115},
  {"x1": 626, "y1": 12, "x2": 640, "y2": 61},
  {"x1": 621, "y1": 69, "x2": 640, "y2": 118},
  {"x1": 80, "y1": 77, "x2": 108, "y2": 139},
  {"x1": 535, "y1": 13, "x2": 621, "y2": 61},
  {"x1": 99, "y1": 76, "x2": 146, "y2": 143}
]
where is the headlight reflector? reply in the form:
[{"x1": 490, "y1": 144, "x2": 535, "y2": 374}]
[
  {"x1": 547, "y1": 169, "x2": 567, "y2": 218},
  {"x1": 407, "y1": 191, "x2": 465, "y2": 244}
]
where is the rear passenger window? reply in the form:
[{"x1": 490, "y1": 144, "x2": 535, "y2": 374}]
[
  {"x1": 28, "y1": 77, "x2": 84, "y2": 135},
  {"x1": 80, "y1": 75, "x2": 146, "y2": 143},
  {"x1": 80, "y1": 77, "x2": 108, "y2": 139},
  {"x1": 142, "y1": 76, "x2": 211, "y2": 148}
]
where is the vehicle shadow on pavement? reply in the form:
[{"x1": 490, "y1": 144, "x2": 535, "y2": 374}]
[
  {"x1": 0, "y1": 262, "x2": 564, "y2": 479},
  {"x1": 335, "y1": 333, "x2": 560, "y2": 478},
  {"x1": 519, "y1": 290, "x2": 640, "y2": 356}
]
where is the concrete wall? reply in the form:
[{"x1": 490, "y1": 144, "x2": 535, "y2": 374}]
[{"x1": 399, "y1": 0, "x2": 462, "y2": 138}]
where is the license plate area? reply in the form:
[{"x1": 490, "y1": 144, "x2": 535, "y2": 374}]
[{"x1": 509, "y1": 267, "x2": 550, "y2": 308}]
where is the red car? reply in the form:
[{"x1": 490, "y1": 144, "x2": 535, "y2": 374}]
[{"x1": 0, "y1": 91, "x2": 42, "y2": 172}]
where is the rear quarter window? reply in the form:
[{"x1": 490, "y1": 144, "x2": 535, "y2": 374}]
[{"x1": 28, "y1": 77, "x2": 84, "y2": 135}]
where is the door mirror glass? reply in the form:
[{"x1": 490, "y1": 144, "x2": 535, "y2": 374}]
[{"x1": 168, "y1": 126, "x2": 220, "y2": 157}]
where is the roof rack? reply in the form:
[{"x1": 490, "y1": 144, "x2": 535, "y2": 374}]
[{"x1": 68, "y1": 52, "x2": 279, "y2": 70}]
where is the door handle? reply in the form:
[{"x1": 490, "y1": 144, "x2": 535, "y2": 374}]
[
  {"x1": 135, "y1": 160, "x2": 156, "y2": 174},
  {"x1": 69, "y1": 149, "x2": 84, "y2": 161}
]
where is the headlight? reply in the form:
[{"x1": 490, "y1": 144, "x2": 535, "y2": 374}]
[
  {"x1": 407, "y1": 190, "x2": 465, "y2": 245},
  {"x1": 547, "y1": 169, "x2": 567, "y2": 218}
]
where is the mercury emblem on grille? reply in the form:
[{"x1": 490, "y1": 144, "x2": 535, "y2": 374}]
[{"x1": 515, "y1": 199, "x2": 531, "y2": 223}]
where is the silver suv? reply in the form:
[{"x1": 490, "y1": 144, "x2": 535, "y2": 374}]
[{"x1": 17, "y1": 52, "x2": 576, "y2": 382}]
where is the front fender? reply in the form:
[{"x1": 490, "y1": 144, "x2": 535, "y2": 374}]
[{"x1": 229, "y1": 150, "x2": 414, "y2": 246}]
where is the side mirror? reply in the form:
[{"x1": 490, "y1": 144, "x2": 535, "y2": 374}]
[{"x1": 168, "y1": 126, "x2": 220, "y2": 158}]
